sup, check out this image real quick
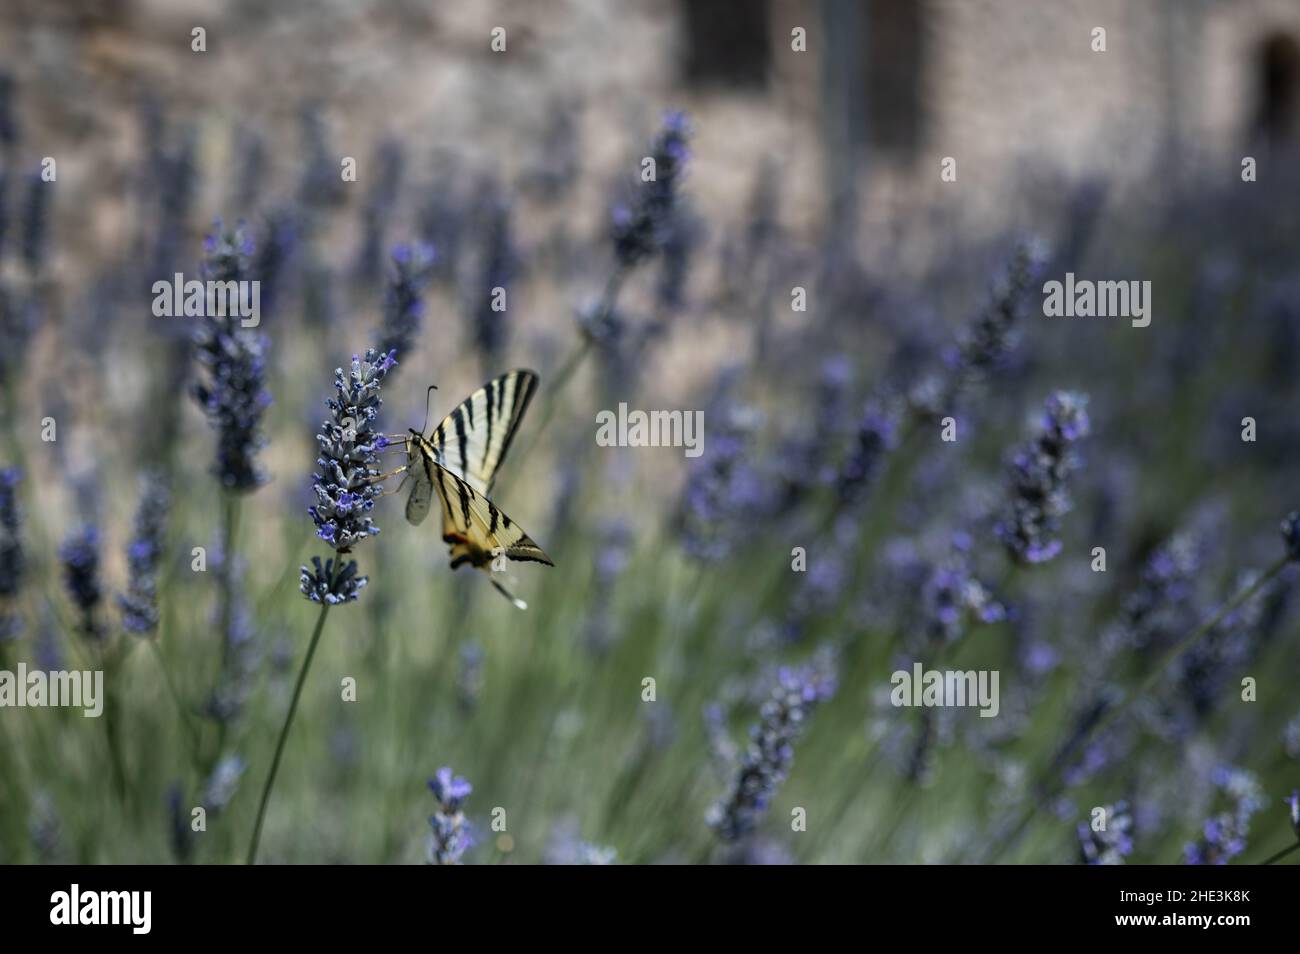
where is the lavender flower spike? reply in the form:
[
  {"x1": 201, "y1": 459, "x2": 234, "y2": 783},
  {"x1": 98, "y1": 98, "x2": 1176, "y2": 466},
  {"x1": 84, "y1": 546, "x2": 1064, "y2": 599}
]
[
  {"x1": 428, "y1": 767, "x2": 474, "y2": 865},
  {"x1": 611, "y1": 110, "x2": 691, "y2": 269},
  {"x1": 996, "y1": 391, "x2": 1090, "y2": 565},
  {"x1": 117, "y1": 470, "x2": 171, "y2": 635},
  {"x1": 192, "y1": 222, "x2": 271, "y2": 492},
  {"x1": 302, "y1": 347, "x2": 396, "y2": 604},
  {"x1": 0, "y1": 467, "x2": 24, "y2": 641},
  {"x1": 707, "y1": 652, "x2": 837, "y2": 842},
  {"x1": 378, "y1": 243, "x2": 434, "y2": 364},
  {"x1": 60, "y1": 526, "x2": 103, "y2": 640}
]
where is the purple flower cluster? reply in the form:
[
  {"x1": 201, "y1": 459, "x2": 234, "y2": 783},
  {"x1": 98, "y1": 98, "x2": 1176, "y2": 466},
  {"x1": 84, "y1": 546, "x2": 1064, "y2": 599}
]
[
  {"x1": 611, "y1": 111, "x2": 691, "y2": 269},
  {"x1": 302, "y1": 348, "x2": 396, "y2": 604},
  {"x1": 378, "y1": 243, "x2": 435, "y2": 364},
  {"x1": 191, "y1": 222, "x2": 271, "y2": 493},
  {"x1": 0, "y1": 467, "x2": 23, "y2": 640},
  {"x1": 117, "y1": 470, "x2": 170, "y2": 636},
  {"x1": 996, "y1": 391, "x2": 1090, "y2": 565},
  {"x1": 428, "y1": 767, "x2": 474, "y2": 865},
  {"x1": 707, "y1": 654, "x2": 838, "y2": 842},
  {"x1": 59, "y1": 526, "x2": 103, "y2": 640},
  {"x1": 1076, "y1": 801, "x2": 1134, "y2": 865},
  {"x1": 1183, "y1": 767, "x2": 1263, "y2": 865}
]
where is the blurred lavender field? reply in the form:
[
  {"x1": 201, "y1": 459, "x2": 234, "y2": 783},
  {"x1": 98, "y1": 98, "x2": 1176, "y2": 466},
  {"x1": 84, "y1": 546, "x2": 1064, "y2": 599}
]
[{"x1": 2, "y1": 1, "x2": 1300, "y2": 865}]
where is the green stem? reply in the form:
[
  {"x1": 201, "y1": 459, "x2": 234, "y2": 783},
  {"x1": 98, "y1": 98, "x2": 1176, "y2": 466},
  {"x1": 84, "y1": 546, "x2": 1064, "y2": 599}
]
[
  {"x1": 1261, "y1": 842, "x2": 1300, "y2": 865},
  {"x1": 147, "y1": 637, "x2": 202, "y2": 770},
  {"x1": 245, "y1": 597, "x2": 333, "y2": 865},
  {"x1": 985, "y1": 557, "x2": 1288, "y2": 863}
]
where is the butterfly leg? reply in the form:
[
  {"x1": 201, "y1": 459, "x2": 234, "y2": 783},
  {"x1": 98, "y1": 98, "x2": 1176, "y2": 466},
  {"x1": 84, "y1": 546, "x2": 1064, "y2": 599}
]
[{"x1": 374, "y1": 471, "x2": 413, "y2": 499}]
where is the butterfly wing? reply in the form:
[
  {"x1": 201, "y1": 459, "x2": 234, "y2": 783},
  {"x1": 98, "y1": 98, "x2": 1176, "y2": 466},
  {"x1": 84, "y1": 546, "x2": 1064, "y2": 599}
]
[
  {"x1": 404, "y1": 440, "x2": 434, "y2": 526},
  {"x1": 426, "y1": 369, "x2": 539, "y2": 496},
  {"x1": 409, "y1": 432, "x2": 552, "y2": 575}
]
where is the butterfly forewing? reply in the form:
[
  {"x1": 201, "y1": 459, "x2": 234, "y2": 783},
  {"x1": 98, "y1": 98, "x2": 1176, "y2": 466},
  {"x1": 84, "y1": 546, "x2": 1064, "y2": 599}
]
[{"x1": 427, "y1": 369, "x2": 539, "y2": 496}]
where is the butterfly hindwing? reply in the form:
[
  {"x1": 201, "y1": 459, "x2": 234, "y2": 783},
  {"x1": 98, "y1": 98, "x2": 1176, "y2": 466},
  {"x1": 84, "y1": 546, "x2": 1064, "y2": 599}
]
[
  {"x1": 429, "y1": 369, "x2": 539, "y2": 496},
  {"x1": 421, "y1": 447, "x2": 553, "y2": 570}
]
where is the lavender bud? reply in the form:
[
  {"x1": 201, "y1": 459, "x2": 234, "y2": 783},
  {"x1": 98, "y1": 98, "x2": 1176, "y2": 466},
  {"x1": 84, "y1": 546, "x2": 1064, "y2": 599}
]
[
  {"x1": 428, "y1": 767, "x2": 473, "y2": 865},
  {"x1": 611, "y1": 111, "x2": 691, "y2": 269},
  {"x1": 60, "y1": 526, "x2": 103, "y2": 640}
]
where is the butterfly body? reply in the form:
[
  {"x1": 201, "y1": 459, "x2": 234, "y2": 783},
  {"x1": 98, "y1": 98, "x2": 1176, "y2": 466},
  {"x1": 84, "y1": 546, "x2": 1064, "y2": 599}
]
[{"x1": 400, "y1": 370, "x2": 552, "y2": 608}]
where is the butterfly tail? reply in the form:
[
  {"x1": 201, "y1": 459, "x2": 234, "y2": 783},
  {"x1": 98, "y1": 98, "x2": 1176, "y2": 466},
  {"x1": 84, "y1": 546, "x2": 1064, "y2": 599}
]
[{"x1": 489, "y1": 575, "x2": 528, "y2": 611}]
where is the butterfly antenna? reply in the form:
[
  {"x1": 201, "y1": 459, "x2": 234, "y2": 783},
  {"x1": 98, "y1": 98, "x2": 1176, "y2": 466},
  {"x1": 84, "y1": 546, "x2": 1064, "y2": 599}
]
[{"x1": 418, "y1": 384, "x2": 439, "y2": 435}]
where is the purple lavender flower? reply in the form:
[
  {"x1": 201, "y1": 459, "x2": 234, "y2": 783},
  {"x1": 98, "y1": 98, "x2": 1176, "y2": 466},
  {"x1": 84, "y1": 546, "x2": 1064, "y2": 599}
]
[
  {"x1": 354, "y1": 140, "x2": 405, "y2": 286},
  {"x1": 1280, "y1": 511, "x2": 1300, "y2": 561},
  {"x1": 996, "y1": 391, "x2": 1090, "y2": 565},
  {"x1": 192, "y1": 222, "x2": 271, "y2": 492},
  {"x1": 950, "y1": 239, "x2": 1049, "y2": 393},
  {"x1": 0, "y1": 467, "x2": 23, "y2": 641},
  {"x1": 378, "y1": 244, "x2": 434, "y2": 365},
  {"x1": 611, "y1": 111, "x2": 691, "y2": 269},
  {"x1": 707, "y1": 652, "x2": 837, "y2": 843},
  {"x1": 254, "y1": 207, "x2": 299, "y2": 319},
  {"x1": 302, "y1": 348, "x2": 396, "y2": 604},
  {"x1": 1183, "y1": 767, "x2": 1263, "y2": 865},
  {"x1": 1076, "y1": 801, "x2": 1134, "y2": 865},
  {"x1": 1287, "y1": 790, "x2": 1300, "y2": 839},
  {"x1": 428, "y1": 767, "x2": 473, "y2": 865},
  {"x1": 117, "y1": 470, "x2": 170, "y2": 636},
  {"x1": 470, "y1": 198, "x2": 515, "y2": 371},
  {"x1": 201, "y1": 754, "x2": 247, "y2": 813},
  {"x1": 456, "y1": 642, "x2": 484, "y2": 712},
  {"x1": 298, "y1": 105, "x2": 346, "y2": 210},
  {"x1": 837, "y1": 402, "x2": 898, "y2": 505},
  {"x1": 20, "y1": 170, "x2": 49, "y2": 274},
  {"x1": 60, "y1": 526, "x2": 103, "y2": 639}
]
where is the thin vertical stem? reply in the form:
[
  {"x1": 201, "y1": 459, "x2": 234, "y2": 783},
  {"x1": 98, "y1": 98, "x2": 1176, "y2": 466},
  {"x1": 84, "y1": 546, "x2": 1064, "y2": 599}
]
[{"x1": 245, "y1": 596, "x2": 333, "y2": 865}]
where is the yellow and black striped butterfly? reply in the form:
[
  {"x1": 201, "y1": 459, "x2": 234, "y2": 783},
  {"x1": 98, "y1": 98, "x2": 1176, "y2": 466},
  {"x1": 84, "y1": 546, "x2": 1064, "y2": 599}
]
[{"x1": 398, "y1": 369, "x2": 553, "y2": 609}]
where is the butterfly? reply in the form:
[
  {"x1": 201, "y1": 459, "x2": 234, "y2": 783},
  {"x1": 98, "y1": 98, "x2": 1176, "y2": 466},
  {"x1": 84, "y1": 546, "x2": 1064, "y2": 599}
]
[{"x1": 385, "y1": 369, "x2": 553, "y2": 609}]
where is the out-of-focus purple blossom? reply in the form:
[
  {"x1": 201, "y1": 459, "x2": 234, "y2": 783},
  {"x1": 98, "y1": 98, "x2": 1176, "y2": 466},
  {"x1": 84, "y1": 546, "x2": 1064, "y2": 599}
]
[
  {"x1": 428, "y1": 767, "x2": 473, "y2": 865},
  {"x1": 0, "y1": 467, "x2": 24, "y2": 641},
  {"x1": 610, "y1": 111, "x2": 691, "y2": 269},
  {"x1": 149, "y1": 130, "x2": 197, "y2": 285},
  {"x1": 298, "y1": 105, "x2": 346, "y2": 210},
  {"x1": 943, "y1": 240, "x2": 1050, "y2": 408},
  {"x1": 544, "y1": 818, "x2": 617, "y2": 865},
  {"x1": 837, "y1": 401, "x2": 898, "y2": 506},
  {"x1": 192, "y1": 222, "x2": 272, "y2": 493},
  {"x1": 584, "y1": 518, "x2": 633, "y2": 654},
  {"x1": 1077, "y1": 801, "x2": 1133, "y2": 865},
  {"x1": 354, "y1": 140, "x2": 405, "y2": 286},
  {"x1": 60, "y1": 526, "x2": 103, "y2": 640},
  {"x1": 378, "y1": 244, "x2": 434, "y2": 365},
  {"x1": 921, "y1": 535, "x2": 1006, "y2": 646},
  {"x1": 707, "y1": 651, "x2": 837, "y2": 843},
  {"x1": 20, "y1": 170, "x2": 49, "y2": 274},
  {"x1": 996, "y1": 391, "x2": 1090, "y2": 565},
  {"x1": 456, "y1": 642, "x2": 484, "y2": 712},
  {"x1": 1183, "y1": 766, "x2": 1263, "y2": 865},
  {"x1": 203, "y1": 559, "x2": 257, "y2": 724},
  {"x1": 679, "y1": 375, "x2": 772, "y2": 562},
  {"x1": 470, "y1": 198, "x2": 515, "y2": 371},
  {"x1": 1286, "y1": 790, "x2": 1300, "y2": 840},
  {"x1": 1280, "y1": 511, "x2": 1300, "y2": 561},
  {"x1": 255, "y1": 206, "x2": 299, "y2": 319},
  {"x1": 201, "y1": 754, "x2": 247, "y2": 813},
  {"x1": 302, "y1": 347, "x2": 396, "y2": 605},
  {"x1": 117, "y1": 470, "x2": 170, "y2": 636}
]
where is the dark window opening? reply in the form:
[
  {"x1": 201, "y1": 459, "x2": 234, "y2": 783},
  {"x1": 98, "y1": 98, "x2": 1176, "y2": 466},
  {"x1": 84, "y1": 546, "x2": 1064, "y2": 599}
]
[
  {"x1": 681, "y1": 0, "x2": 771, "y2": 89},
  {"x1": 863, "y1": 0, "x2": 925, "y2": 157},
  {"x1": 1255, "y1": 32, "x2": 1300, "y2": 147}
]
